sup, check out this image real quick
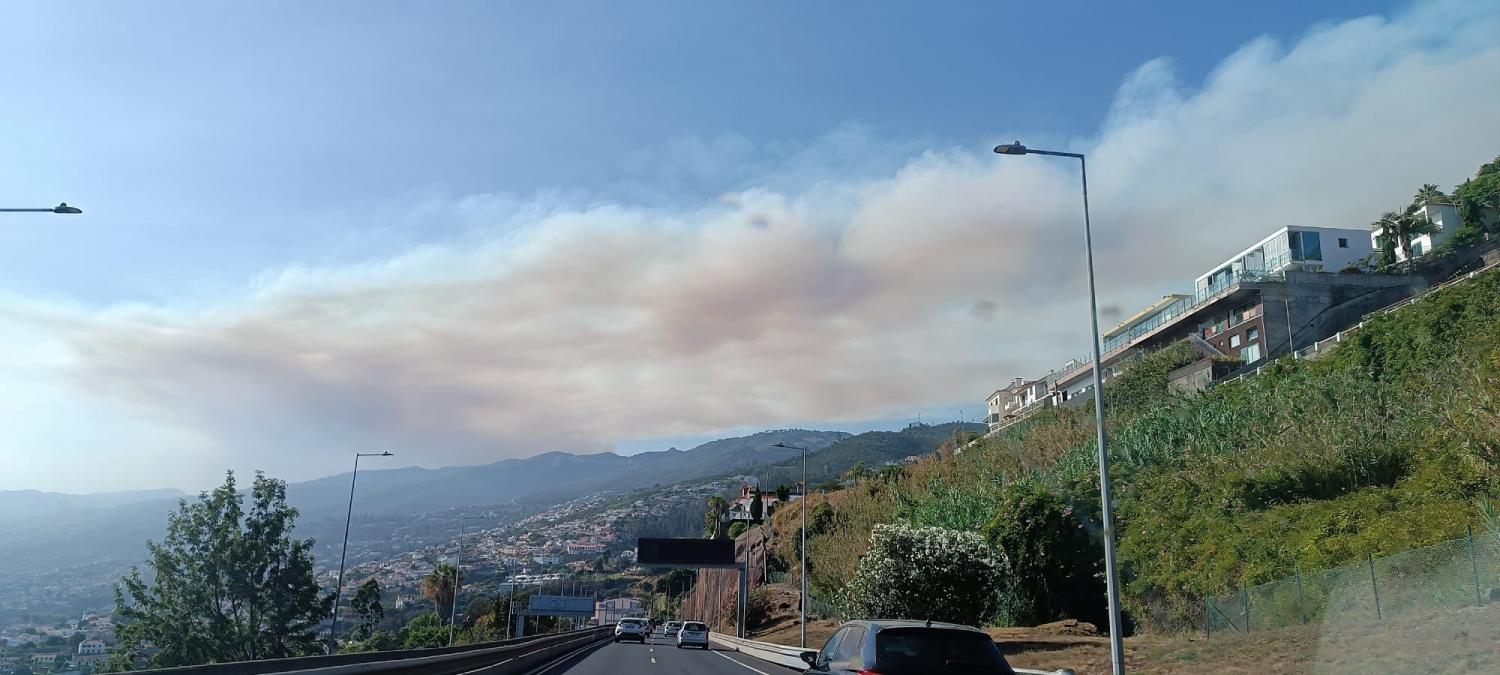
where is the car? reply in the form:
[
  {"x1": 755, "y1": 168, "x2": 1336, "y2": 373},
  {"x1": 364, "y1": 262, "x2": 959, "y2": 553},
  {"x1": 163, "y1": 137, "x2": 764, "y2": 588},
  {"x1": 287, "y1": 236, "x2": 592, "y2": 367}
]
[
  {"x1": 613, "y1": 617, "x2": 648, "y2": 643},
  {"x1": 664, "y1": 620, "x2": 683, "y2": 637},
  {"x1": 676, "y1": 620, "x2": 710, "y2": 649},
  {"x1": 798, "y1": 619, "x2": 1017, "y2": 674}
]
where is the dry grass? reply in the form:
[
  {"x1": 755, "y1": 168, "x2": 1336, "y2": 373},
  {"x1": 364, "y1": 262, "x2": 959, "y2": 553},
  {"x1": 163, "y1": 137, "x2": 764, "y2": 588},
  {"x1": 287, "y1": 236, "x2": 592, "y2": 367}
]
[{"x1": 752, "y1": 604, "x2": 1500, "y2": 674}]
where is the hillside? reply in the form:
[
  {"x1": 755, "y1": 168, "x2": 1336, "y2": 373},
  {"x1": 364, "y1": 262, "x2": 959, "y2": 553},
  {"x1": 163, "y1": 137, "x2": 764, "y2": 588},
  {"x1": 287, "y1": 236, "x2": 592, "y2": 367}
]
[
  {"x1": 0, "y1": 488, "x2": 186, "y2": 522},
  {"x1": 781, "y1": 266, "x2": 1500, "y2": 634},
  {"x1": 285, "y1": 429, "x2": 849, "y2": 520}
]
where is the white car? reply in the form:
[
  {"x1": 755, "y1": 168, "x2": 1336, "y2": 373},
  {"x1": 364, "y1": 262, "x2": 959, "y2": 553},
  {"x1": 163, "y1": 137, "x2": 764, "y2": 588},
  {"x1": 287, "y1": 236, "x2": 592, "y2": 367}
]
[
  {"x1": 664, "y1": 621, "x2": 683, "y2": 637},
  {"x1": 676, "y1": 620, "x2": 709, "y2": 649},
  {"x1": 614, "y1": 617, "x2": 647, "y2": 643}
]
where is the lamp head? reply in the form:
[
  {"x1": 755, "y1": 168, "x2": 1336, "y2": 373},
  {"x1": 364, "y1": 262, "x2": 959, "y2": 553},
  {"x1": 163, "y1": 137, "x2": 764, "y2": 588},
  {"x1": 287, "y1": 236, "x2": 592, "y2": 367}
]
[{"x1": 993, "y1": 141, "x2": 1029, "y2": 156}]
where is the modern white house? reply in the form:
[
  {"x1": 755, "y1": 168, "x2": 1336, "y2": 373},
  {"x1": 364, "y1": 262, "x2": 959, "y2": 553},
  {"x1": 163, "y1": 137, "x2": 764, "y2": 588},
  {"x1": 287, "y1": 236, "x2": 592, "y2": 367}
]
[
  {"x1": 1195, "y1": 225, "x2": 1374, "y2": 297},
  {"x1": 1369, "y1": 202, "x2": 1461, "y2": 262},
  {"x1": 77, "y1": 640, "x2": 106, "y2": 655}
]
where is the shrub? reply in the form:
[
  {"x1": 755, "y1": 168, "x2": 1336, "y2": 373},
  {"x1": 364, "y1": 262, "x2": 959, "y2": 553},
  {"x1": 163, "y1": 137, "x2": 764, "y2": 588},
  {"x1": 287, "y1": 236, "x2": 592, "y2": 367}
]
[
  {"x1": 983, "y1": 479, "x2": 1107, "y2": 628},
  {"x1": 845, "y1": 524, "x2": 1009, "y2": 626}
]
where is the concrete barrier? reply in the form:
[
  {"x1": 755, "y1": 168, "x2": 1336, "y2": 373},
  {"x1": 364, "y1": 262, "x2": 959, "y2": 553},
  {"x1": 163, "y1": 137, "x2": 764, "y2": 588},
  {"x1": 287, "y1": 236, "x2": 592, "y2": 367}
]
[{"x1": 134, "y1": 627, "x2": 612, "y2": 675}]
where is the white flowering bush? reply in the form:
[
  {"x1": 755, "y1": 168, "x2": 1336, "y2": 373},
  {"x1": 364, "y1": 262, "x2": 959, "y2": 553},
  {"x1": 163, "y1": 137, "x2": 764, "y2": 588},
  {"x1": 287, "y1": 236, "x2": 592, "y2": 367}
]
[{"x1": 844, "y1": 523, "x2": 1011, "y2": 626}]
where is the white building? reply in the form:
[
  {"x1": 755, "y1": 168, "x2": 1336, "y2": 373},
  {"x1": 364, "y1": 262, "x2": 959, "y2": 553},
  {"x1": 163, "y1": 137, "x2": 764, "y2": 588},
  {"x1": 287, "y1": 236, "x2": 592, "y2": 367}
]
[
  {"x1": 1195, "y1": 225, "x2": 1373, "y2": 297},
  {"x1": 1369, "y1": 202, "x2": 1461, "y2": 262},
  {"x1": 594, "y1": 597, "x2": 644, "y2": 625},
  {"x1": 77, "y1": 640, "x2": 106, "y2": 655}
]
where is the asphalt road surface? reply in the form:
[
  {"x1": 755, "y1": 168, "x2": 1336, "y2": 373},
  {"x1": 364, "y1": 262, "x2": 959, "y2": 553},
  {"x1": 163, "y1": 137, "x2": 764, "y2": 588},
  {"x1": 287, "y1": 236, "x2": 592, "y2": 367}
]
[{"x1": 540, "y1": 630, "x2": 801, "y2": 675}]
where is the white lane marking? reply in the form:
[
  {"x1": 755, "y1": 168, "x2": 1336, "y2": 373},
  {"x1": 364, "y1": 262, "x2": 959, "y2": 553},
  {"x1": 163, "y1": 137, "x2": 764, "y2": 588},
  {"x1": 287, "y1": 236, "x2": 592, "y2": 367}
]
[
  {"x1": 709, "y1": 648, "x2": 774, "y2": 675},
  {"x1": 651, "y1": 657, "x2": 657, "y2": 663}
]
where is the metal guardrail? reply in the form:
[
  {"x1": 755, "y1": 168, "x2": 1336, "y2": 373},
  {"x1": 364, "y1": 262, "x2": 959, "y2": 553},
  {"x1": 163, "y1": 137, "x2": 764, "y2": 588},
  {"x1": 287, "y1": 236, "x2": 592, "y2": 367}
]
[
  {"x1": 709, "y1": 631, "x2": 1075, "y2": 675},
  {"x1": 133, "y1": 627, "x2": 612, "y2": 675}
]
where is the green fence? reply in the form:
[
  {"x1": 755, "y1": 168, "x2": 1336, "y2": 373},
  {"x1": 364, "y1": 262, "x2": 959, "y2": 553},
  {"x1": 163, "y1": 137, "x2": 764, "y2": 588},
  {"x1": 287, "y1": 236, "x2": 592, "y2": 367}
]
[{"x1": 1206, "y1": 526, "x2": 1500, "y2": 635}]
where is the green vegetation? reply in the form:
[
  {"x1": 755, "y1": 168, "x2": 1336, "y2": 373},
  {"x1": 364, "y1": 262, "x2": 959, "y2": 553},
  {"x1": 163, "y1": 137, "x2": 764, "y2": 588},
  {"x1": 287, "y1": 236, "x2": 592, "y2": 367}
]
[
  {"x1": 781, "y1": 267, "x2": 1500, "y2": 634},
  {"x1": 844, "y1": 524, "x2": 1009, "y2": 626},
  {"x1": 350, "y1": 579, "x2": 385, "y2": 640},
  {"x1": 112, "y1": 472, "x2": 330, "y2": 667}
]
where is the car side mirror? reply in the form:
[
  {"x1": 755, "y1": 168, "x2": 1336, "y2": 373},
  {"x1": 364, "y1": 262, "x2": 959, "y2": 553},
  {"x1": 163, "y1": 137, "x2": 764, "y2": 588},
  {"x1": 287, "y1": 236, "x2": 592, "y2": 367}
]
[{"x1": 800, "y1": 651, "x2": 819, "y2": 667}]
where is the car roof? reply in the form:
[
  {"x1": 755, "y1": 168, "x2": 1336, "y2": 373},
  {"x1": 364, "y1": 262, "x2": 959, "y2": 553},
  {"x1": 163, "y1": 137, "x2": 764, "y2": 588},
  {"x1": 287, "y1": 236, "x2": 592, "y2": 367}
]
[{"x1": 839, "y1": 619, "x2": 986, "y2": 633}]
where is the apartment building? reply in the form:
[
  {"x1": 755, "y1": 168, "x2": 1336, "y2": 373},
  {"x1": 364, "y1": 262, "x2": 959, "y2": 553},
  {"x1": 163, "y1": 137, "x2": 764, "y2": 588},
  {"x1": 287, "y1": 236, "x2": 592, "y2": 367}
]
[{"x1": 985, "y1": 225, "x2": 1420, "y2": 433}]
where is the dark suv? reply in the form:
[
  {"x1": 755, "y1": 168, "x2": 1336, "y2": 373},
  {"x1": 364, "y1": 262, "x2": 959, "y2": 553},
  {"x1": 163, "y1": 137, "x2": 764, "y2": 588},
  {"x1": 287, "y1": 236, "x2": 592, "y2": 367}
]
[{"x1": 799, "y1": 619, "x2": 1017, "y2": 674}]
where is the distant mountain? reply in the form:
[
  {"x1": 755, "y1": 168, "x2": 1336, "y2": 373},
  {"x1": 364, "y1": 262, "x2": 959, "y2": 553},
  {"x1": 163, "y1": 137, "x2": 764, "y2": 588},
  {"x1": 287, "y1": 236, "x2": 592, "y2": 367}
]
[
  {"x1": 0, "y1": 488, "x2": 186, "y2": 522},
  {"x1": 708, "y1": 422, "x2": 986, "y2": 490},
  {"x1": 284, "y1": 429, "x2": 850, "y2": 522}
]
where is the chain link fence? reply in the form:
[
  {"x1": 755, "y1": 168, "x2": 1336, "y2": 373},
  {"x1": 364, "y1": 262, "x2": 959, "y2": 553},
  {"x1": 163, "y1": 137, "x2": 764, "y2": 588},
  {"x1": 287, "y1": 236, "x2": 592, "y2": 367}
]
[{"x1": 1206, "y1": 527, "x2": 1500, "y2": 635}]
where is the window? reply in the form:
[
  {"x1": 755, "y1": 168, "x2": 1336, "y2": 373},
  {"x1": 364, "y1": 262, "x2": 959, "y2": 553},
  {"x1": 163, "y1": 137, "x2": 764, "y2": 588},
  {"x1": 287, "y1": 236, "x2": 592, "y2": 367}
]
[
  {"x1": 1230, "y1": 334, "x2": 1242, "y2": 348},
  {"x1": 1290, "y1": 230, "x2": 1323, "y2": 261},
  {"x1": 874, "y1": 628, "x2": 1008, "y2": 672},
  {"x1": 1248, "y1": 327, "x2": 1260, "y2": 342},
  {"x1": 820, "y1": 628, "x2": 851, "y2": 666},
  {"x1": 1338, "y1": 237, "x2": 1349, "y2": 248},
  {"x1": 1412, "y1": 240, "x2": 1425, "y2": 257},
  {"x1": 1243, "y1": 343, "x2": 1262, "y2": 363}
]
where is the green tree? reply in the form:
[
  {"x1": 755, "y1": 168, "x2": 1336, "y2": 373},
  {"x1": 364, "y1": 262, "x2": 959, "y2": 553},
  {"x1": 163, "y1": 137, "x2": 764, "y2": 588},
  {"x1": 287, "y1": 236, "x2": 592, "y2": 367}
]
[
  {"x1": 113, "y1": 472, "x2": 330, "y2": 667},
  {"x1": 399, "y1": 614, "x2": 448, "y2": 649},
  {"x1": 983, "y1": 480, "x2": 1107, "y2": 628},
  {"x1": 727, "y1": 522, "x2": 748, "y2": 539},
  {"x1": 420, "y1": 564, "x2": 457, "y2": 624},
  {"x1": 1412, "y1": 183, "x2": 1449, "y2": 206},
  {"x1": 349, "y1": 579, "x2": 384, "y2": 639},
  {"x1": 775, "y1": 484, "x2": 791, "y2": 503},
  {"x1": 749, "y1": 492, "x2": 764, "y2": 521},
  {"x1": 703, "y1": 496, "x2": 728, "y2": 538}
]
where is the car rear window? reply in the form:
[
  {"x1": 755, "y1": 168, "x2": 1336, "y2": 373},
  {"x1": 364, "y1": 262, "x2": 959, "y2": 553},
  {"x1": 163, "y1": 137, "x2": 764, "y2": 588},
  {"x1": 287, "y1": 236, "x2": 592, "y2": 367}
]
[
  {"x1": 683, "y1": 622, "x2": 707, "y2": 631},
  {"x1": 874, "y1": 628, "x2": 1013, "y2": 674},
  {"x1": 619, "y1": 619, "x2": 642, "y2": 626}
]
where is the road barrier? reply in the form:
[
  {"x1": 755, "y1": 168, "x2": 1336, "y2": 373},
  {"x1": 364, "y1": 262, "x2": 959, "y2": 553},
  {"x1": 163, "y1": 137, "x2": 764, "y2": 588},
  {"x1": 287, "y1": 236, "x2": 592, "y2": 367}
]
[
  {"x1": 133, "y1": 627, "x2": 612, "y2": 675},
  {"x1": 709, "y1": 631, "x2": 1075, "y2": 675}
]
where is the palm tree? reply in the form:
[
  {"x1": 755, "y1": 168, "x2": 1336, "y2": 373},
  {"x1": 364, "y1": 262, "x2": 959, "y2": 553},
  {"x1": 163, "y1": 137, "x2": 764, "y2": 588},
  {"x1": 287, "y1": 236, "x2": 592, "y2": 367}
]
[
  {"x1": 421, "y1": 564, "x2": 458, "y2": 623},
  {"x1": 1373, "y1": 207, "x2": 1437, "y2": 262},
  {"x1": 704, "y1": 496, "x2": 728, "y2": 538},
  {"x1": 1412, "y1": 183, "x2": 1450, "y2": 206}
]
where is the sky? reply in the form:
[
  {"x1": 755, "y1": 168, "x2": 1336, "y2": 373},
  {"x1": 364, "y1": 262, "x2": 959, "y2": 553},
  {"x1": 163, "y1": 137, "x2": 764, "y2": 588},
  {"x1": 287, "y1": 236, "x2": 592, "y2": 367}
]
[{"x1": 1, "y1": 0, "x2": 1497, "y2": 493}]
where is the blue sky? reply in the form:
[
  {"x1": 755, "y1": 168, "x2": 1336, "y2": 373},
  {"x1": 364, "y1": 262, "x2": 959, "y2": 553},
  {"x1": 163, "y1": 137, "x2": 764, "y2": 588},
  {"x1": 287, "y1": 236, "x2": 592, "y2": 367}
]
[{"x1": 1, "y1": 0, "x2": 1495, "y2": 492}]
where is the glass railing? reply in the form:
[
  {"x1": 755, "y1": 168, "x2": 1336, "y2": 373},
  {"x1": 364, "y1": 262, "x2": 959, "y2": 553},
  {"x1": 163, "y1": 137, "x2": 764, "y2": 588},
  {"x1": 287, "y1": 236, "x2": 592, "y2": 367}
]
[{"x1": 1072, "y1": 251, "x2": 1305, "y2": 373}]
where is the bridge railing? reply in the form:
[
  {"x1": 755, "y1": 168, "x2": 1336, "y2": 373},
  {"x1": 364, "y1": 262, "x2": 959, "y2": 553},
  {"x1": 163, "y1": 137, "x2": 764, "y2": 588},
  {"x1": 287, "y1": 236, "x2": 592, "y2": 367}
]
[{"x1": 133, "y1": 626, "x2": 611, "y2": 675}]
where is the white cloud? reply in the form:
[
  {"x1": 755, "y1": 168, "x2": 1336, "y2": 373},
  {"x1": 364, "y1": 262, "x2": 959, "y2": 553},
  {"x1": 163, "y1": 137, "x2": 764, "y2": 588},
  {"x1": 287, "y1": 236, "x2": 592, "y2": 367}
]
[{"x1": 2, "y1": 0, "x2": 1497, "y2": 492}]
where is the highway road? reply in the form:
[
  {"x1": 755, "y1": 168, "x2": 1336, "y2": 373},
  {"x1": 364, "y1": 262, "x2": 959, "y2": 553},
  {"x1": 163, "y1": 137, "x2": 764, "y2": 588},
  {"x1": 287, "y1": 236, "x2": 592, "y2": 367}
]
[{"x1": 540, "y1": 630, "x2": 801, "y2": 675}]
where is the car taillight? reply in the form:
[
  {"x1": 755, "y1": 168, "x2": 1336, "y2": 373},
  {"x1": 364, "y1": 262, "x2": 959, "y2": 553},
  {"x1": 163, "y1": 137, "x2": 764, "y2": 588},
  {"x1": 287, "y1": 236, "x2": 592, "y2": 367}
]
[{"x1": 855, "y1": 670, "x2": 884, "y2": 675}]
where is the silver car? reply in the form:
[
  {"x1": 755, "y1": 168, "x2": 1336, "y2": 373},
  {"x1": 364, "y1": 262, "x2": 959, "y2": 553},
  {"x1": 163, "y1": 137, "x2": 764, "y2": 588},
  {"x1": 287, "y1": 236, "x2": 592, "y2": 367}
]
[
  {"x1": 664, "y1": 620, "x2": 683, "y2": 637},
  {"x1": 676, "y1": 620, "x2": 709, "y2": 649}
]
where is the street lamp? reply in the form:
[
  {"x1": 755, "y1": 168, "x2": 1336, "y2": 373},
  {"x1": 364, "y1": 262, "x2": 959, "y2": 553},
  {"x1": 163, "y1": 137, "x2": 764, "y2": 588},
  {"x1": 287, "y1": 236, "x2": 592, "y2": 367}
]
[
  {"x1": 993, "y1": 141, "x2": 1125, "y2": 675},
  {"x1": 0, "y1": 202, "x2": 83, "y2": 214},
  {"x1": 449, "y1": 514, "x2": 485, "y2": 646},
  {"x1": 329, "y1": 451, "x2": 395, "y2": 654},
  {"x1": 772, "y1": 442, "x2": 811, "y2": 648}
]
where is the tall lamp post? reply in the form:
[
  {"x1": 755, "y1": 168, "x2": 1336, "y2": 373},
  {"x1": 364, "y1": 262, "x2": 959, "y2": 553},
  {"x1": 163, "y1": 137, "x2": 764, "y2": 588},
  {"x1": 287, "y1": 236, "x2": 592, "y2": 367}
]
[
  {"x1": 772, "y1": 442, "x2": 811, "y2": 648},
  {"x1": 0, "y1": 202, "x2": 82, "y2": 214},
  {"x1": 993, "y1": 141, "x2": 1124, "y2": 674},
  {"x1": 329, "y1": 451, "x2": 395, "y2": 654},
  {"x1": 449, "y1": 514, "x2": 486, "y2": 646}
]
